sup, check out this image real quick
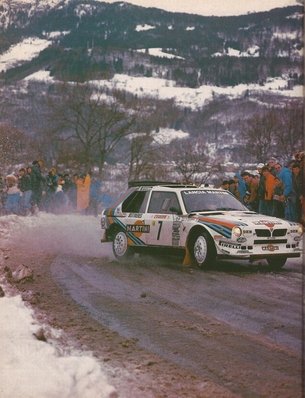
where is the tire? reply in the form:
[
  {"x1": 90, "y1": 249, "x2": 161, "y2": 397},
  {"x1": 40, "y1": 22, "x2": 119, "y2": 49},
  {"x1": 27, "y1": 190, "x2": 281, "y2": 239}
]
[
  {"x1": 112, "y1": 230, "x2": 134, "y2": 261},
  {"x1": 190, "y1": 231, "x2": 216, "y2": 269},
  {"x1": 266, "y1": 256, "x2": 287, "y2": 270}
]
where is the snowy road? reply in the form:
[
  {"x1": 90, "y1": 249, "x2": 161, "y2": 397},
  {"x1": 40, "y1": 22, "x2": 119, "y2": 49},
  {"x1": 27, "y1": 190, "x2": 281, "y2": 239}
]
[
  {"x1": 1, "y1": 213, "x2": 303, "y2": 397},
  {"x1": 51, "y1": 252, "x2": 303, "y2": 397}
]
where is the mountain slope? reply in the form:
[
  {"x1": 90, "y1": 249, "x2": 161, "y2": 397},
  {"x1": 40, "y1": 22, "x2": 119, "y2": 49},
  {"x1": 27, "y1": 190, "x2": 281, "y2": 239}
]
[{"x1": 0, "y1": 1, "x2": 303, "y2": 86}]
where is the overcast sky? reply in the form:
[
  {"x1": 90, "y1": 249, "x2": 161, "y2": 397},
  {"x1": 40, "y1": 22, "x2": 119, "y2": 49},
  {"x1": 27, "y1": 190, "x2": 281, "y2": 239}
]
[{"x1": 100, "y1": 0, "x2": 300, "y2": 16}]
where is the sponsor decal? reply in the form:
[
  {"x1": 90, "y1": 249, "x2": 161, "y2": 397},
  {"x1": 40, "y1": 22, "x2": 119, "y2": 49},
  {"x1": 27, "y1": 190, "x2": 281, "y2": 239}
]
[
  {"x1": 262, "y1": 244, "x2": 279, "y2": 252},
  {"x1": 128, "y1": 213, "x2": 143, "y2": 218},
  {"x1": 126, "y1": 224, "x2": 150, "y2": 233},
  {"x1": 253, "y1": 220, "x2": 282, "y2": 228},
  {"x1": 172, "y1": 221, "x2": 181, "y2": 246},
  {"x1": 184, "y1": 190, "x2": 228, "y2": 195},
  {"x1": 237, "y1": 237, "x2": 247, "y2": 243},
  {"x1": 219, "y1": 241, "x2": 241, "y2": 249},
  {"x1": 154, "y1": 215, "x2": 168, "y2": 219}
]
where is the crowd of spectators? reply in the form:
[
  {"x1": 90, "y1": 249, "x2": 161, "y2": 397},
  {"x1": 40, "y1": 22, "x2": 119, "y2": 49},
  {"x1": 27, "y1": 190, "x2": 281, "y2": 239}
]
[
  {"x1": 0, "y1": 160, "x2": 107, "y2": 217},
  {"x1": 220, "y1": 151, "x2": 304, "y2": 225},
  {"x1": 0, "y1": 152, "x2": 304, "y2": 226}
]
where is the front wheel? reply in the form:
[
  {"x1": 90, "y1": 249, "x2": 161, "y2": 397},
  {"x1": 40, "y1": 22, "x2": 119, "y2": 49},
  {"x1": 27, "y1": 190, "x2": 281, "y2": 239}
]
[
  {"x1": 190, "y1": 231, "x2": 216, "y2": 269},
  {"x1": 113, "y1": 230, "x2": 134, "y2": 261},
  {"x1": 266, "y1": 256, "x2": 287, "y2": 270}
]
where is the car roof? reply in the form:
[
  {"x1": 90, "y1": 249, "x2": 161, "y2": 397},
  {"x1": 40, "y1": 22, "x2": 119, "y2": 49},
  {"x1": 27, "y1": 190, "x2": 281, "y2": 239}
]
[
  {"x1": 128, "y1": 180, "x2": 196, "y2": 188},
  {"x1": 129, "y1": 181, "x2": 223, "y2": 193}
]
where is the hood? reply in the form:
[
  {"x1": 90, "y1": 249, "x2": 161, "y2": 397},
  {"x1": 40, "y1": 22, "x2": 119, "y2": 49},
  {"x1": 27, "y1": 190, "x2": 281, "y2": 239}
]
[{"x1": 192, "y1": 211, "x2": 291, "y2": 239}]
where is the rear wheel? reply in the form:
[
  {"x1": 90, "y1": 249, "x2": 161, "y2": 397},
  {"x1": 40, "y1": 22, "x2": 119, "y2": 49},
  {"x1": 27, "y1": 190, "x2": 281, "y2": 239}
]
[
  {"x1": 113, "y1": 230, "x2": 134, "y2": 261},
  {"x1": 190, "y1": 231, "x2": 216, "y2": 269},
  {"x1": 266, "y1": 256, "x2": 287, "y2": 270}
]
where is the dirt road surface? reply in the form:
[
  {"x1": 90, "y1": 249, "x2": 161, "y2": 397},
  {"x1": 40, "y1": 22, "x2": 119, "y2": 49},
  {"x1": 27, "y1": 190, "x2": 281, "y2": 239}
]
[{"x1": 1, "y1": 214, "x2": 304, "y2": 397}]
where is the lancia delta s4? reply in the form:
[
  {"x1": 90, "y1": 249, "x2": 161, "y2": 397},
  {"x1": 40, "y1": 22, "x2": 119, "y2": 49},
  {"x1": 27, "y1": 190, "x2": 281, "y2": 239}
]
[{"x1": 100, "y1": 182, "x2": 303, "y2": 269}]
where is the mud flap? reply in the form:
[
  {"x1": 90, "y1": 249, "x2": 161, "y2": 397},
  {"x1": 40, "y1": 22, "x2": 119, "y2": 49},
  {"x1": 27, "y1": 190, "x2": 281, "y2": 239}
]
[{"x1": 182, "y1": 246, "x2": 192, "y2": 266}]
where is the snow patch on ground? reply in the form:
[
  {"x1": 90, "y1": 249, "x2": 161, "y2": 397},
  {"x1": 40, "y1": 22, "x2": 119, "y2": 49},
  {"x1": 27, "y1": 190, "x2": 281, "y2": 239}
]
[
  {"x1": 153, "y1": 128, "x2": 189, "y2": 144},
  {"x1": 91, "y1": 74, "x2": 303, "y2": 109},
  {"x1": 0, "y1": 295, "x2": 116, "y2": 398},
  {"x1": 135, "y1": 24, "x2": 155, "y2": 32},
  {"x1": 0, "y1": 213, "x2": 116, "y2": 398},
  {"x1": 136, "y1": 48, "x2": 185, "y2": 60},
  {"x1": 0, "y1": 37, "x2": 51, "y2": 73}
]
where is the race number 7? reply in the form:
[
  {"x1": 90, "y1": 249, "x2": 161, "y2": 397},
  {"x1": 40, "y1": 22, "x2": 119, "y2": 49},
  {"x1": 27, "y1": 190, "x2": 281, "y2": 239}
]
[{"x1": 157, "y1": 221, "x2": 163, "y2": 240}]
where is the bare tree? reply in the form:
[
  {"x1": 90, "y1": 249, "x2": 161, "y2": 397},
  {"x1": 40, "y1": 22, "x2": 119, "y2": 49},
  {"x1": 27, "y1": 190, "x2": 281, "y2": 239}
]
[
  {"x1": 242, "y1": 109, "x2": 278, "y2": 161},
  {"x1": 273, "y1": 102, "x2": 303, "y2": 162},
  {"x1": 128, "y1": 132, "x2": 167, "y2": 181},
  {"x1": 0, "y1": 123, "x2": 34, "y2": 167},
  {"x1": 171, "y1": 138, "x2": 211, "y2": 184},
  {"x1": 49, "y1": 83, "x2": 134, "y2": 174},
  {"x1": 243, "y1": 105, "x2": 303, "y2": 162},
  {"x1": 127, "y1": 97, "x2": 181, "y2": 181}
]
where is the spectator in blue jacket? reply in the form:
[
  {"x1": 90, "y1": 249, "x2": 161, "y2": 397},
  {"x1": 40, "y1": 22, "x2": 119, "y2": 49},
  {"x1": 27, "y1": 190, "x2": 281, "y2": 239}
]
[{"x1": 275, "y1": 162, "x2": 295, "y2": 221}]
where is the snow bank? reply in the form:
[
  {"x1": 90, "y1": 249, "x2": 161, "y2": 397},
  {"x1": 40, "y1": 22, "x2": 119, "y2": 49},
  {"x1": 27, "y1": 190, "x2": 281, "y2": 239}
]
[
  {"x1": 0, "y1": 213, "x2": 117, "y2": 398},
  {"x1": 0, "y1": 294, "x2": 116, "y2": 398}
]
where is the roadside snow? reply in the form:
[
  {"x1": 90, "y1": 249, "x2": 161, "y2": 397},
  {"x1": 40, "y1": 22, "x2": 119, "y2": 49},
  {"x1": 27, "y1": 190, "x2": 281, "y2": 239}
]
[
  {"x1": 0, "y1": 213, "x2": 116, "y2": 398},
  {"x1": 0, "y1": 295, "x2": 116, "y2": 398}
]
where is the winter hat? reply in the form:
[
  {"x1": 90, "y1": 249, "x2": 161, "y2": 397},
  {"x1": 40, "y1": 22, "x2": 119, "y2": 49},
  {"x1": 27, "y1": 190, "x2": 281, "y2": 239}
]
[{"x1": 257, "y1": 163, "x2": 265, "y2": 169}]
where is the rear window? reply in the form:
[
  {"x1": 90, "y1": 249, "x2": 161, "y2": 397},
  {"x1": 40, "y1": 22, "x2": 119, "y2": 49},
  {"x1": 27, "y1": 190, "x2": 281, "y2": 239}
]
[{"x1": 122, "y1": 190, "x2": 149, "y2": 213}]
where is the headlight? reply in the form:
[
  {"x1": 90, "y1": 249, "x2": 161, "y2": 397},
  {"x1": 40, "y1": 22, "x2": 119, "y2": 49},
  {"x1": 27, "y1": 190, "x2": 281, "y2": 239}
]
[
  {"x1": 232, "y1": 226, "x2": 242, "y2": 238},
  {"x1": 297, "y1": 225, "x2": 303, "y2": 235}
]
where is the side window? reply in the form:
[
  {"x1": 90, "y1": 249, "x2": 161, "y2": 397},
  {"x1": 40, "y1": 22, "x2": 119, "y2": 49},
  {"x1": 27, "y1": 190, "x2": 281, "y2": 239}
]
[
  {"x1": 148, "y1": 192, "x2": 181, "y2": 214},
  {"x1": 122, "y1": 191, "x2": 149, "y2": 213}
]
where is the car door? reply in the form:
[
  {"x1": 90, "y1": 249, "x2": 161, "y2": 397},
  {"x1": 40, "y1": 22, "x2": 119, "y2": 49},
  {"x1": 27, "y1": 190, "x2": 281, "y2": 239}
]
[
  {"x1": 119, "y1": 189, "x2": 151, "y2": 247},
  {"x1": 144, "y1": 191, "x2": 183, "y2": 247}
]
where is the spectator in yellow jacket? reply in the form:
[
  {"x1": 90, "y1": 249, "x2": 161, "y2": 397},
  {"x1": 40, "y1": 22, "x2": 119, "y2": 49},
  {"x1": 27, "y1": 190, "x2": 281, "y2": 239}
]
[
  {"x1": 76, "y1": 173, "x2": 91, "y2": 213},
  {"x1": 261, "y1": 166, "x2": 276, "y2": 216}
]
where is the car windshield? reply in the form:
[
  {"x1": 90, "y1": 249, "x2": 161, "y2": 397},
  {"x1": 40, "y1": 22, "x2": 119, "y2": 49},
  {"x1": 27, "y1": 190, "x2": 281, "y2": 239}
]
[{"x1": 182, "y1": 189, "x2": 247, "y2": 213}]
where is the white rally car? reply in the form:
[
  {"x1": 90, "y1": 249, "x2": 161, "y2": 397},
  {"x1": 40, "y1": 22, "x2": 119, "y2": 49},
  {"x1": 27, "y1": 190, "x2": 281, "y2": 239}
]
[{"x1": 100, "y1": 182, "x2": 303, "y2": 269}]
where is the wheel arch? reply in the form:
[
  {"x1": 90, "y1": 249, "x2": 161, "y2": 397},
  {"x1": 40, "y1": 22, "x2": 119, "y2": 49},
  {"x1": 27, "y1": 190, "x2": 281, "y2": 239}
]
[
  {"x1": 186, "y1": 225, "x2": 216, "y2": 254},
  {"x1": 108, "y1": 223, "x2": 124, "y2": 241}
]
